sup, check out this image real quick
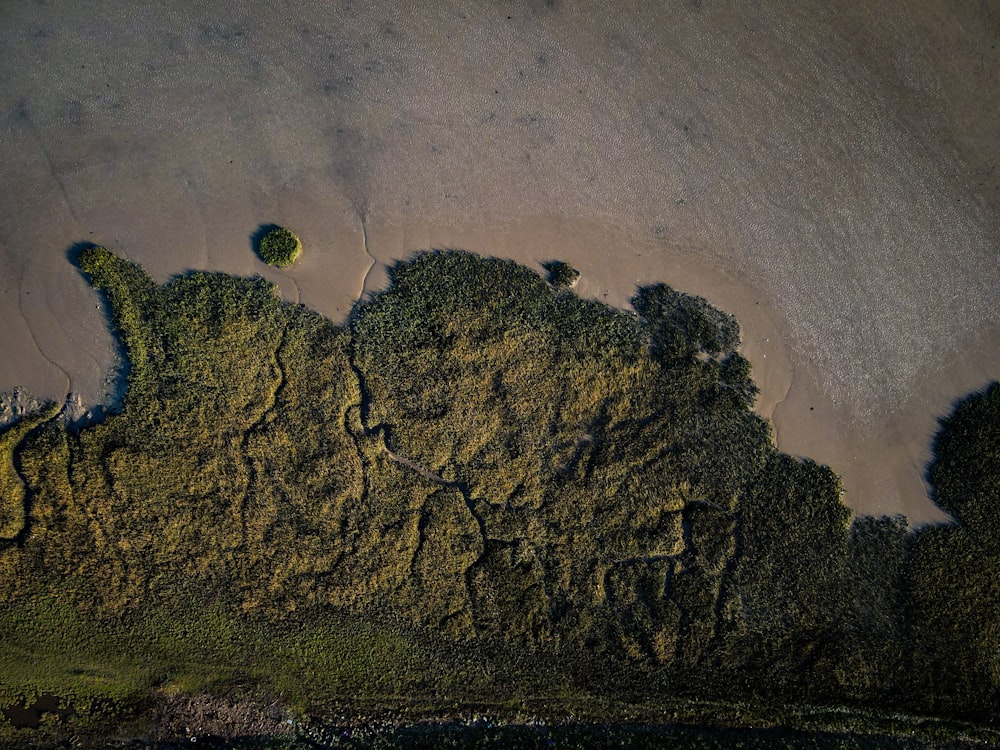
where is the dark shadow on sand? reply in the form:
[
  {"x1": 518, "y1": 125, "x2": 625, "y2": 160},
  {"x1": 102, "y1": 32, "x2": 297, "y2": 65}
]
[
  {"x1": 250, "y1": 223, "x2": 282, "y2": 264},
  {"x1": 64, "y1": 241, "x2": 129, "y2": 430}
]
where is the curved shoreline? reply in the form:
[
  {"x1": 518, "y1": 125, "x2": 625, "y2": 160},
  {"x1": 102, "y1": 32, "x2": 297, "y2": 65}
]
[{"x1": 4, "y1": 215, "x2": 992, "y2": 523}]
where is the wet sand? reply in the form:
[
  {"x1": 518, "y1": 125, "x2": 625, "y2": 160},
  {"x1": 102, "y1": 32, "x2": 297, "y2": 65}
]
[{"x1": 1, "y1": 0, "x2": 997, "y2": 523}]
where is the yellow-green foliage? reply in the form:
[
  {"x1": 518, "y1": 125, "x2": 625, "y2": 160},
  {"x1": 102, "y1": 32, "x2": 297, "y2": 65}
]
[
  {"x1": 350, "y1": 251, "x2": 782, "y2": 662},
  {"x1": 4, "y1": 248, "x2": 995, "y2": 731},
  {"x1": 258, "y1": 227, "x2": 302, "y2": 268},
  {"x1": 0, "y1": 402, "x2": 59, "y2": 539},
  {"x1": 5, "y1": 255, "x2": 365, "y2": 618}
]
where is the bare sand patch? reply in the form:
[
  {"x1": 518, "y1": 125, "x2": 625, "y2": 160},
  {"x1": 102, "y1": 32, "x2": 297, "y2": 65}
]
[{"x1": 774, "y1": 326, "x2": 1000, "y2": 524}]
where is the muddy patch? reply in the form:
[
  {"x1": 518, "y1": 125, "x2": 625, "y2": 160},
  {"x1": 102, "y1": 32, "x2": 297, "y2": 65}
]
[{"x1": 2, "y1": 693, "x2": 76, "y2": 729}]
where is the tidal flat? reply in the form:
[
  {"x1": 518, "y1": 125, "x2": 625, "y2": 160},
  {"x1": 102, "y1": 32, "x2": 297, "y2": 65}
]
[{"x1": 2, "y1": 1, "x2": 999, "y2": 525}]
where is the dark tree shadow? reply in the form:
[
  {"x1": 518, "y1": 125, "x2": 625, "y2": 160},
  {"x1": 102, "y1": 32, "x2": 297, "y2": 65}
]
[{"x1": 251, "y1": 224, "x2": 282, "y2": 263}]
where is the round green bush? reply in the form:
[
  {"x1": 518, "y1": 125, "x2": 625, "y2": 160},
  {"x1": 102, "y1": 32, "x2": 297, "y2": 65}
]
[{"x1": 258, "y1": 227, "x2": 302, "y2": 268}]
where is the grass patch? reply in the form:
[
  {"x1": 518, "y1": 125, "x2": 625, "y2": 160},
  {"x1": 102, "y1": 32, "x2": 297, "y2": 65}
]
[
  {"x1": 0, "y1": 401, "x2": 59, "y2": 539},
  {"x1": 0, "y1": 248, "x2": 998, "y2": 741},
  {"x1": 541, "y1": 259, "x2": 580, "y2": 288}
]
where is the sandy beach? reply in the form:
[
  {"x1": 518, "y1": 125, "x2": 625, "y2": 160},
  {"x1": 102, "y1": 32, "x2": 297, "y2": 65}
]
[{"x1": 1, "y1": 0, "x2": 997, "y2": 523}]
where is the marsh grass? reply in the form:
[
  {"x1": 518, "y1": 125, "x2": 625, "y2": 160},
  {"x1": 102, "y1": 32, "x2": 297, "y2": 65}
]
[
  {"x1": 0, "y1": 402, "x2": 59, "y2": 539},
  {"x1": 0, "y1": 247, "x2": 998, "y2": 740}
]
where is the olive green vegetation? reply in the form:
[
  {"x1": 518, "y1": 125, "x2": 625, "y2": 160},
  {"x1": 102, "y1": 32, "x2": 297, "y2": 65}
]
[
  {"x1": 541, "y1": 259, "x2": 580, "y2": 288},
  {"x1": 906, "y1": 382, "x2": 1000, "y2": 717},
  {"x1": 258, "y1": 226, "x2": 303, "y2": 268},
  {"x1": 292, "y1": 715, "x2": 998, "y2": 750},
  {"x1": 0, "y1": 246, "x2": 997, "y2": 742},
  {"x1": 0, "y1": 402, "x2": 59, "y2": 539}
]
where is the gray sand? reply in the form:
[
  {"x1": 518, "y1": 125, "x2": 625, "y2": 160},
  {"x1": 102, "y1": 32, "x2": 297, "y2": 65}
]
[{"x1": 1, "y1": 0, "x2": 997, "y2": 521}]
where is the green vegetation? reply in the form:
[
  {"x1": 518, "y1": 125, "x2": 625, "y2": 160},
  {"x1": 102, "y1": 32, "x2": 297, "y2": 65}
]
[
  {"x1": 0, "y1": 401, "x2": 59, "y2": 539},
  {"x1": 258, "y1": 226, "x2": 303, "y2": 267},
  {"x1": 541, "y1": 259, "x2": 580, "y2": 288},
  {"x1": 0, "y1": 246, "x2": 997, "y2": 744},
  {"x1": 906, "y1": 383, "x2": 1000, "y2": 718}
]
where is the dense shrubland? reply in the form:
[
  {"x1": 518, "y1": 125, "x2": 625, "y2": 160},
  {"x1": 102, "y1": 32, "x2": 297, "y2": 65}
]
[{"x1": 0, "y1": 247, "x2": 997, "y2": 741}]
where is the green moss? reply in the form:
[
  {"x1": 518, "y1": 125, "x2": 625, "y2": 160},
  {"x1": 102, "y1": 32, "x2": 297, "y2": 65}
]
[{"x1": 258, "y1": 227, "x2": 303, "y2": 268}]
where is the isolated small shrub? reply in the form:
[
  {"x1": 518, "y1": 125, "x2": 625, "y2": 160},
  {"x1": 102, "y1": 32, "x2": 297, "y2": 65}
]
[
  {"x1": 259, "y1": 227, "x2": 302, "y2": 268},
  {"x1": 541, "y1": 260, "x2": 580, "y2": 288}
]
